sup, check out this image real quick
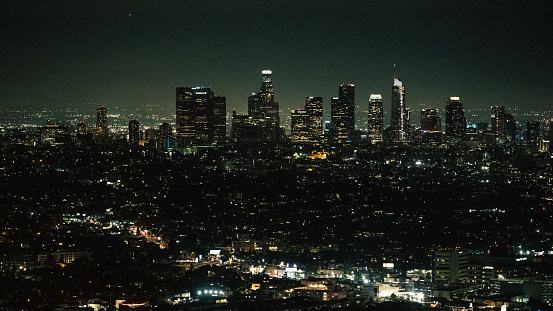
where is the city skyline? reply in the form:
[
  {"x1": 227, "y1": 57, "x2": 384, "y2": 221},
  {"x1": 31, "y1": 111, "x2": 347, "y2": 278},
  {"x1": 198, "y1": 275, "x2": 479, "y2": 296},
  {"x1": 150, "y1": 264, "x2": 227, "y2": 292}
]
[{"x1": 1, "y1": 0, "x2": 552, "y2": 116}]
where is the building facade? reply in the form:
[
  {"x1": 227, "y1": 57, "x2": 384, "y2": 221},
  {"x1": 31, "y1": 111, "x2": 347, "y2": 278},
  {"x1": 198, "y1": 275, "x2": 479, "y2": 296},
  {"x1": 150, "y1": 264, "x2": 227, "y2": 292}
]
[
  {"x1": 368, "y1": 94, "x2": 383, "y2": 144},
  {"x1": 445, "y1": 97, "x2": 465, "y2": 138},
  {"x1": 391, "y1": 78, "x2": 408, "y2": 141},
  {"x1": 128, "y1": 120, "x2": 140, "y2": 146},
  {"x1": 331, "y1": 84, "x2": 355, "y2": 144},
  {"x1": 95, "y1": 105, "x2": 109, "y2": 143},
  {"x1": 176, "y1": 86, "x2": 226, "y2": 146}
]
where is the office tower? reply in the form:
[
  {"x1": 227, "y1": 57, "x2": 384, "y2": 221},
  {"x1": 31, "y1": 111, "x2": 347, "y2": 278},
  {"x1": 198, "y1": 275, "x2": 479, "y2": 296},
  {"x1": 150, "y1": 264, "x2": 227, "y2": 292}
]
[
  {"x1": 421, "y1": 108, "x2": 440, "y2": 132},
  {"x1": 421, "y1": 108, "x2": 441, "y2": 142},
  {"x1": 391, "y1": 78, "x2": 408, "y2": 141},
  {"x1": 213, "y1": 96, "x2": 226, "y2": 143},
  {"x1": 291, "y1": 110, "x2": 310, "y2": 143},
  {"x1": 368, "y1": 94, "x2": 383, "y2": 144},
  {"x1": 176, "y1": 86, "x2": 226, "y2": 145},
  {"x1": 305, "y1": 96, "x2": 323, "y2": 142},
  {"x1": 445, "y1": 97, "x2": 465, "y2": 138},
  {"x1": 159, "y1": 122, "x2": 173, "y2": 151},
  {"x1": 432, "y1": 247, "x2": 469, "y2": 285},
  {"x1": 128, "y1": 120, "x2": 140, "y2": 146},
  {"x1": 331, "y1": 84, "x2": 355, "y2": 144},
  {"x1": 505, "y1": 113, "x2": 516, "y2": 145},
  {"x1": 491, "y1": 106, "x2": 506, "y2": 138},
  {"x1": 246, "y1": 70, "x2": 280, "y2": 141},
  {"x1": 527, "y1": 120, "x2": 541, "y2": 145},
  {"x1": 95, "y1": 105, "x2": 109, "y2": 143}
]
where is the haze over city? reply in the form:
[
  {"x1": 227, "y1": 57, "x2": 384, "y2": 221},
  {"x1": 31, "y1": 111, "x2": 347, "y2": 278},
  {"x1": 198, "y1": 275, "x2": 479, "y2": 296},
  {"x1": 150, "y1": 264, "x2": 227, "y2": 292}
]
[{"x1": 1, "y1": 0, "x2": 552, "y2": 116}]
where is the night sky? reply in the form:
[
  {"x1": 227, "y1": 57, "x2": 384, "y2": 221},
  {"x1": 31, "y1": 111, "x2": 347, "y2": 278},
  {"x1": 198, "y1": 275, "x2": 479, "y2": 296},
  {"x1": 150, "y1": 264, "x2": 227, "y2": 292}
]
[{"x1": 1, "y1": 0, "x2": 552, "y2": 121}]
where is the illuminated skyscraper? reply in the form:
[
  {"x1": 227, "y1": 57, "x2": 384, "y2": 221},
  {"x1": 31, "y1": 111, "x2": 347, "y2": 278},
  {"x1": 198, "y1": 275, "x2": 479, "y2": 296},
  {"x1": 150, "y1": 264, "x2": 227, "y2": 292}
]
[
  {"x1": 331, "y1": 84, "x2": 355, "y2": 144},
  {"x1": 213, "y1": 96, "x2": 227, "y2": 143},
  {"x1": 128, "y1": 120, "x2": 140, "y2": 146},
  {"x1": 505, "y1": 113, "x2": 516, "y2": 145},
  {"x1": 421, "y1": 108, "x2": 440, "y2": 132},
  {"x1": 391, "y1": 78, "x2": 408, "y2": 141},
  {"x1": 445, "y1": 97, "x2": 465, "y2": 138},
  {"x1": 421, "y1": 108, "x2": 441, "y2": 142},
  {"x1": 367, "y1": 94, "x2": 383, "y2": 144},
  {"x1": 491, "y1": 106, "x2": 506, "y2": 138},
  {"x1": 159, "y1": 122, "x2": 173, "y2": 151},
  {"x1": 176, "y1": 86, "x2": 226, "y2": 145},
  {"x1": 305, "y1": 96, "x2": 323, "y2": 142},
  {"x1": 291, "y1": 109, "x2": 310, "y2": 143},
  {"x1": 95, "y1": 105, "x2": 109, "y2": 143},
  {"x1": 247, "y1": 70, "x2": 280, "y2": 141}
]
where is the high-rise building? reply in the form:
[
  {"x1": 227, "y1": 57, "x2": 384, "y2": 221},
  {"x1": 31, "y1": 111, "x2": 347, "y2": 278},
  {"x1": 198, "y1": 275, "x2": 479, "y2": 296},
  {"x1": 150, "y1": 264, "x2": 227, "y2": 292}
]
[
  {"x1": 421, "y1": 108, "x2": 441, "y2": 142},
  {"x1": 421, "y1": 108, "x2": 440, "y2": 132},
  {"x1": 159, "y1": 122, "x2": 173, "y2": 151},
  {"x1": 291, "y1": 109, "x2": 310, "y2": 143},
  {"x1": 491, "y1": 106, "x2": 506, "y2": 140},
  {"x1": 176, "y1": 86, "x2": 226, "y2": 145},
  {"x1": 95, "y1": 106, "x2": 109, "y2": 143},
  {"x1": 213, "y1": 96, "x2": 226, "y2": 143},
  {"x1": 305, "y1": 96, "x2": 323, "y2": 142},
  {"x1": 432, "y1": 247, "x2": 469, "y2": 285},
  {"x1": 445, "y1": 97, "x2": 465, "y2": 138},
  {"x1": 128, "y1": 120, "x2": 140, "y2": 146},
  {"x1": 368, "y1": 94, "x2": 383, "y2": 144},
  {"x1": 505, "y1": 113, "x2": 516, "y2": 145},
  {"x1": 246, "y1": 70, "x2": 280, "y2": 142},
  {"x1": 527, "y1": 120, "x2": 541, "y2": 145},
  {"x1": 391, "y1": 78, "x2": 408, "y2": 141},
  {"x1": 331, "y1": 84, "x2": 355, "y2": 144}
]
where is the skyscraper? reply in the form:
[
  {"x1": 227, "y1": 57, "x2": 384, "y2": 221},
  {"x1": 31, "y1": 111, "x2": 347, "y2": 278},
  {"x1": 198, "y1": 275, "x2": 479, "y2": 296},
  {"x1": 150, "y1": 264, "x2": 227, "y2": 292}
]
[
  {"x1": 213, "y1": 96, "x2": 227, "y2": 143},
  {"x1": 247, "y1": 70, "x2": 280, "y2": 141},
  {"x1": 491, "y1": 106, "x2": 506, "y2": 139},
  {"x1": 505, "y1": 113, "x2": 516, "y2": 145},
  {"x1": 367, "y1": 94, "x2": 383, "y2": 144},
  {"x1": 421, "y1": 108, "x2": 440, "y2": 132},
  {"x1": 305, "y1": 96, "x2": 323, "y2": 142},
  {"x1": 128, "y1": 120, "x2": 140, "y2": 146},
  {"x1": 176, "y1": 86, "x2": 226, "y2": 145},
  {"x1": 291, "y1": 109, "x2": 310, "y2": 143},
  {"x1": 445, "y1": 97, "x2": 465, "y2": 138},
  {"x1": 95, "y1": 105, "x2": 109, "y2": 143},
  {"x1": 159, "y1": 122, "x2": 173, "y2": 151},
  {"x1": 391, "y1": 78, "x2": 408, "y2": 141},
  {"x1": 421, "y1": 108, "x2": 441, "y2": 142},
  {"x1": 331, "y1": 84, "x2": 355, "y2": 144}
]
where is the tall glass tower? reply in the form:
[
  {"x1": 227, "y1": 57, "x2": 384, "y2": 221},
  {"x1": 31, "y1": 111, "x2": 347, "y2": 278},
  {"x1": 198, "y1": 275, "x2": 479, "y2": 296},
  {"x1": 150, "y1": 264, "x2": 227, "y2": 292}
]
[
  {"x1": 331, "y1": 84, "x2": 355, "y2": 144},
  {"x1": 445, "y1": 97, "x2": 465, "y2": 138},
  {"x1": 391, "y1": 78, "x2": 408, "y2": 141},
  {"x1": 368, "y1": 94, "x2": 383, "y2": 144}
]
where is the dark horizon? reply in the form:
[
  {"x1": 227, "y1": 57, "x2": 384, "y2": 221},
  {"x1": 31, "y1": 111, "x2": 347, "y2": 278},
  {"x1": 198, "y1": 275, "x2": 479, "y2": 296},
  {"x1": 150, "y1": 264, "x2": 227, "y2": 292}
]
[{"x1": 1, "y1": 0, "x2": 552, "y2": 118}]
